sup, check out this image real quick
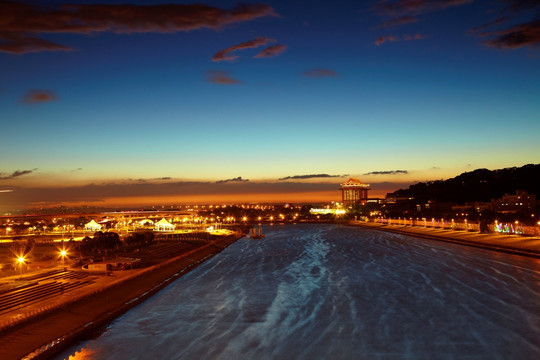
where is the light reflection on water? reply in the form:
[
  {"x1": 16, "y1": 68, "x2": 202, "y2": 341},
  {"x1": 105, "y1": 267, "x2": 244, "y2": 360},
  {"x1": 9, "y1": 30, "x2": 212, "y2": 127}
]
[{"x1": 57, "y1": 224, "x2": 540, "y2": 360}]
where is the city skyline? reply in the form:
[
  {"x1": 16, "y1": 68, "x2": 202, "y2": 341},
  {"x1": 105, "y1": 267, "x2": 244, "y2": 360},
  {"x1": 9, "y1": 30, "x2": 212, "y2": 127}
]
[{"x1": 1, "y1": 0, "x2": 539, "y2": 210}]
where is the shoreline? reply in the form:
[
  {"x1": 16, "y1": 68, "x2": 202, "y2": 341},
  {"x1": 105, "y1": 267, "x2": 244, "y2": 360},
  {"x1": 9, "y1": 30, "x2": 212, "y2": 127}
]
[
  {"x1": 0, "y1": 234, "x2": 243, "y2": 360},
  {"x1": 350, "y1": 221, "x2": 540, "y2": 259}
]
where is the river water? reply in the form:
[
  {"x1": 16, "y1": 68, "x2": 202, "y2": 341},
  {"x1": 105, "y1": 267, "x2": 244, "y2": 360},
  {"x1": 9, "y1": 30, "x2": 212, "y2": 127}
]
[{"x1": 56, "y1": 224, "x2": 540, "y2": 359}]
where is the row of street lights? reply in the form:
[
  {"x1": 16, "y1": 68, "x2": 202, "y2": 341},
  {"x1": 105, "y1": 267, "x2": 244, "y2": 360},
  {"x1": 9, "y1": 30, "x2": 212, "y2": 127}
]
[{"x1": 14, "y1": 247, "x2": 69, "y2": 279}]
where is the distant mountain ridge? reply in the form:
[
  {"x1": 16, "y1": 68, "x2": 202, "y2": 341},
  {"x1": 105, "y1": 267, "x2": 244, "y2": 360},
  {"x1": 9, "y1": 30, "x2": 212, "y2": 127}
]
[{"x1": 387, "y1": 164, "x2": 540, "y2": 204}]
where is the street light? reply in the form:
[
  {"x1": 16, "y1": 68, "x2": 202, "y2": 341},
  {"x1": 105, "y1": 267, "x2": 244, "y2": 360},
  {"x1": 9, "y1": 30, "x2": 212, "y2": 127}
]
[
  {"x1": 60, "y1": 249, "x2": 67, "y2": 269},
  {"x1": 17, "y1": 256, "x2": 25, "y2": 278}
]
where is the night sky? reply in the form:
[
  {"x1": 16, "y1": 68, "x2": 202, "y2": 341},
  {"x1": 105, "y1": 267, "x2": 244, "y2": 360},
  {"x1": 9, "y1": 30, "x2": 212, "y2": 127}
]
[{"x1": 1, "y1": 0, "x2": 539, "y2": 210}]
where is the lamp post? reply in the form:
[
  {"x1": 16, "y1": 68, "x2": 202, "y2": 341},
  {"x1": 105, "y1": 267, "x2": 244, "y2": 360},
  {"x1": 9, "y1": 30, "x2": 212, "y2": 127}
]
[
  {"x1": 17, "y1": 256, "x2": 25, "y2": 279},
  {"x1": 60, "y1": 249, "x2": 67, "y2": 270}
]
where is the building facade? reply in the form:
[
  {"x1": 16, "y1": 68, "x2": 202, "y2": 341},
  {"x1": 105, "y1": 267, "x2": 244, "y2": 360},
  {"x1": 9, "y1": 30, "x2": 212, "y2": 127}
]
[
  {"x1": 340, "y1": 178, "x2": 370, "y2": 205},
  {"x1": 492, "y1": 190, "x2": 536, "y2": 214}
]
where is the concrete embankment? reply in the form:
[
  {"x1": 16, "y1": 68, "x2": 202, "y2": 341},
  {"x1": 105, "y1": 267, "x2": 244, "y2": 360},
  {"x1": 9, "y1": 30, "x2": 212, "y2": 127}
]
[
  {"x1": 0, "y1": 234, "x2": 243, "y2": 360},
  {"x1": 350, "y1": 221, "x2": 540, "y2": 259}
]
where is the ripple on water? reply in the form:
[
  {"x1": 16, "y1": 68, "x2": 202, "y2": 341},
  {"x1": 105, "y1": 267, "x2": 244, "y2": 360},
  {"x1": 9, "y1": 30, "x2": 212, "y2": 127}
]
[{"x1": 56, "y1": 224, "x2": 540, "y2": 360}]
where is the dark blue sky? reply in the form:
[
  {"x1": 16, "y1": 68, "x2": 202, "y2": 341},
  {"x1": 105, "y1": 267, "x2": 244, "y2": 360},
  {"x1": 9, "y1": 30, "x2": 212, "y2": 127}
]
[{"x1": 0, "y1": 0, "x2": 539, "y2": 209}]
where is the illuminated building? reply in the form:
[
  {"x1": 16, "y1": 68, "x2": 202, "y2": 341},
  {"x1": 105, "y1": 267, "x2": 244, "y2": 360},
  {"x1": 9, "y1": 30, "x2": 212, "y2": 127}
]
[
  {"x1": 310, "y1": 208, "x2": 346, "y2": 215},
  {"x1": 84, "y1": 219, "x2": 102, "y2": 231},
  {"x1": 491, "y1": 190, "x2": 536, "y2": 214},
  {"x1": 340, "y1": 178, "x2": 370, "y2": 205}
]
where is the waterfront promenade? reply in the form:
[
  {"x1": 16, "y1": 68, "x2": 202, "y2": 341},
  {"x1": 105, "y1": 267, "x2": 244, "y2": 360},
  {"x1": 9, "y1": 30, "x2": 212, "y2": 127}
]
[
  {"x1": 350, "y1": 221, "x2": 540, "y2": 259},
  {"x1": 0, "y1": 234, "x2": 242, "y2": 360}
]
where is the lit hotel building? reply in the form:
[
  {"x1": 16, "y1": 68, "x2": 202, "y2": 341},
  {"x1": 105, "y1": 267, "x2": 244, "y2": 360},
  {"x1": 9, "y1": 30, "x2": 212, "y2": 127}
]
[{"x1": 340, "y1": 178, "x2": 370, "y2": 205}]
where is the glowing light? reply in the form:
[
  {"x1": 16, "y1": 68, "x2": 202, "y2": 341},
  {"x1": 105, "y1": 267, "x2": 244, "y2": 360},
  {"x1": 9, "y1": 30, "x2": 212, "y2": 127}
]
[{"x1": 17, "y1": 256, "x2": 25, "y2": 264}]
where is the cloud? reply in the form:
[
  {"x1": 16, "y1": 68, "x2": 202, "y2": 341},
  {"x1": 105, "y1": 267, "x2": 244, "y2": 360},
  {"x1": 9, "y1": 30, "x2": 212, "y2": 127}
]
[
  {"x1": 377, "y1": 15, "x2": 419, "y2": 28},
  {"x1": 21, "y1": 90, "x2": 58, "y2": 103},
  {"x1": 302, "y1": 68, "x2": 338, "y2": 78},
  {"x1": 0, "y1": 1, "x2": 277, "y2": 54},
  {"x1": 375, "y1": 35, "x2": 399, "y2": 45},
  {"x1": 216, "y1": 176, "x2": 249, "y2": 184},
  {"x1": 254, "y1": 44, "x2": 287, "y2": 58},
  {"x1": 373, "y1": 0, "x2": 473, "y2": 17},
  {"x1": 480, "y1": 20, "x2": 540, "y2": 49},
  {"x1": 279, "y1": 174, "x2": 347, "y2": 181},
  {"x1": 71, "y1": 168, "x2": 83, "y2": 172},
  {"x1": 212, "y1": 37, "x2": 276, "y2": 61},
  {"x1": 206, "y1": 70, "x2": 241, "y2": 84},
  {"x1": 0, "y1": 169, "x2": 37, "y2": 180},
  {"x1": 372, "y1": 0, "x2": 472, "y2": 46},
  {"x1": 403, "y1": 33, "x2": 426, "y2": 41},
  {"x1": 469, "y1": 17, "x2": 509, "y2": 34},
  {"x1": 364, "y1": 170, "x2": 408, "y2": 175},
  {"x1": 0, "y1": 36, "x2": 71, "y2": 54},
  {"x1": 152, "y1": 177, "x2": 172, "y2": 180},
  {"x1": 469, "y1": 1, "x2": 539, "y2": 49},
  {"x1": 375, "y1": 33, "x2": 425, "y2": 45},
  {"x1": 0, "y1": 178, "x2": 416, "y2": 210},
  {"x1": 370, "y1": 1, "x2": 538, "y2": 51},
  {"x1": 504, "y1": 0, "x2": 540, "y2": 11}
]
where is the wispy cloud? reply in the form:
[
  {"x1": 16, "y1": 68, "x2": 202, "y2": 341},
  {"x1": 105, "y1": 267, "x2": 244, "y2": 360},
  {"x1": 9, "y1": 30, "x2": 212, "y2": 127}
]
[
  {"x1": 469, "y1": 17, "x2": 509, "y2": 34},
  {"x1": 376, "y1": 15, "x2": 418, "y2": 28},
  {"x1": 216, "y1": 176, "x2": 249, "y2": 184},
  {"x1": 468, "y1": 1, "x2": 540, "y2": 49},
  {"x1": 21, "y1": 90, "x2": 58, "y2": 103},
  {"x1": 373, "y1": 0, "x2": 473, "y2": 17},
  {"x1": 372, "y1": 0, "x2": 472, "y2": 47},
  {"x1": 206, "y1": 70, "x2": 241, "y2": 84},
  {"x1": 504, "y1": 0, "x2": 540, "y2": 11},
  {"x1": 403, "y1": 33, "x2": 426, "y2": 41},
  {"x1": 375, "y1": 34, "x2": 400, "y2": 45},
  {"x1": 0, "y1": 2, "x2": 276, "y2": 54},
  {"x1": 373, "y1": 0, "x2": 540, "y2": 50},
  {"x1": 279, "y1": 174, "x2": 347, "y2": 181},
  {"x1": 364, "y1": 170, "x2": 408, "y2": 175},
  {"x1": 302, "y1": 68, "x2": 338, "y2": 78},
  {"x1": 480, "y1": 20, "x2": 540, "y2": 49},
  {"x1": 375, "y1": 33, "x2": 424, "y2": 45},
  {"x1": 254, "y1": 44, "x2": 287, "y2": 58},
  {"x1": 212, "y1": 37, "x2": 276, "y2": 61},
  {"x1": 0, "y1": 169, "x2": 37, "y2": 180}
]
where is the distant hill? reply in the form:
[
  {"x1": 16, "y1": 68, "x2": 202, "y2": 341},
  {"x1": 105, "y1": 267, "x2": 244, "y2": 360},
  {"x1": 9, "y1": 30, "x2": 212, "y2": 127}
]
[{"x1": 387, "y1": 164, "x2": 540, "y2": 204}]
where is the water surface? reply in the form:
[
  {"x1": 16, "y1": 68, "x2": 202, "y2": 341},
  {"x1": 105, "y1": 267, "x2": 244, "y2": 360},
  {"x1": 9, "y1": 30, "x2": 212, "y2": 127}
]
[{"x1": 57, "y1": 224, "x2": 540, "y2": 359}]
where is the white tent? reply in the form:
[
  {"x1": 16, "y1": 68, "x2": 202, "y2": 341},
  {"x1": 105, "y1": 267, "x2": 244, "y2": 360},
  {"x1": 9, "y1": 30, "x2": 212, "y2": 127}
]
[
  {"x1": 155, "y1": 218, "x2": 175, "y2": 231},
  {"x1": 85, "y1": 219, "x2": 102, "y2": 231}
]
